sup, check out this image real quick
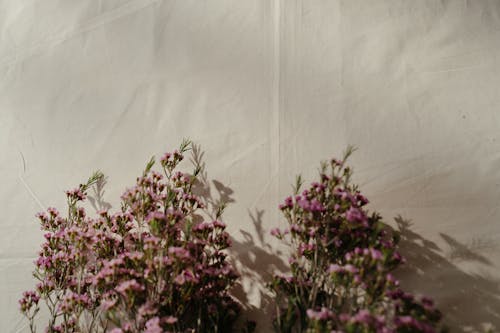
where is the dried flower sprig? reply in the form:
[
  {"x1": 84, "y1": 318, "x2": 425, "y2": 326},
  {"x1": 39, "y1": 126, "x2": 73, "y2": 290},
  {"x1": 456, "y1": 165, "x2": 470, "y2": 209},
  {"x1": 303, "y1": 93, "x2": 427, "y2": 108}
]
[
  {"x1": 269, "y1": 147, "x2": 444, "y2": 333},
  {"x1": 21, "y1": 140, "x2": 240, "y2": 333}
]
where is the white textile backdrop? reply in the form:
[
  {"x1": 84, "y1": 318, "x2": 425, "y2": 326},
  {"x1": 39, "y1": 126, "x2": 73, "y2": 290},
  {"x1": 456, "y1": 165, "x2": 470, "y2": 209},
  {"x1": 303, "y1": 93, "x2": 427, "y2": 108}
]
[{"x1": 1, "y1": 1, "x2": 500, "y2": 332}]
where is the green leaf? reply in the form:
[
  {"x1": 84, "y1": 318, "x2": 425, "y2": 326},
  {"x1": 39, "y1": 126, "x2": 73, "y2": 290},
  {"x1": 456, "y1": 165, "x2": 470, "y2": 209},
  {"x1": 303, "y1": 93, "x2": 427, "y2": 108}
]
[
  {"x1": 143, "y1": 156, "x2": 155, "y2": 176},
  {"x1": 179, "y1": 138, "x2": 192, "y2": 153}
]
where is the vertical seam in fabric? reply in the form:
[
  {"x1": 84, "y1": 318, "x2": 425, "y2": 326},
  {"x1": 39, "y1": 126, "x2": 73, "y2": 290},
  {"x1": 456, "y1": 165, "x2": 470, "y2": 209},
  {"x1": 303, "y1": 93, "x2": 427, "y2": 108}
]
[{"x1": 273, "y1": 0, "x2": 281, "y2": 201}]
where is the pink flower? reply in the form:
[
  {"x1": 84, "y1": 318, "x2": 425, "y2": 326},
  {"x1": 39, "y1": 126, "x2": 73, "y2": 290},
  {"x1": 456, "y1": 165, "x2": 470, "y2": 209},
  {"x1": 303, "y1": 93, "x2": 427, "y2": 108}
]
[
  {"x1": 173, "y1": 269, "x2": 199, "y2": 285},
  {"x1": 160, "y1": 152, "x2": 172, "y2": 164},
  {"x1": 345, "y1": 207, "x2": 367, "y2": 224},
  {"x1": 115, "y1": 279, "x2": 144, "y2": 295},
  {"x1": 19, "y1": 290, "x2": 40, "y2": 312},
  {"x1": 35, "y1": 212, "x2": 48, "y2": 221},
  {"x1": 355, "y1": 193, "x2": 369, "y2": 205},
  {"x1": 47, "y1": 207, "x2": 59, "y2": 217},
  {"x1": 146, "y1": 211, "x2": 166, "y2": 222},
  {"x1": 370, "y1": 248, "x2": 383, "y2": 260},
  {"x1": 328, "y1": 264, "x2": 343, "y2": 273},
  {"x1": 213, "y1": 220, "x2": 226, "y2": 228},
  {"x1": 193, "y1": 221, "x2": 213, "y2": 232},
  {"x1": 65, "y1": 188, "x2": 86, "y2": 201},
  {"x1": 306, "y1": 307, "x2": 332, "y2": 321},
  {"x1": 421, "y1": 296, "x2": 434, "y2": 307},
  {"x1": 144, "y1": 317, "x2": 162, "y2": 333},
  {"x1": 297, "y1": 198, "x2": 310, "y2": 210},
  {"x1": 344, "y1": 264, "x2": 358, "y2": 274},
  {"x1": 309, "y1": 199, "x2": 325, "y2": 212},
  {"x1": 270, "y1": 227, "x2": 287, "y2": 238},
  {"x1": 168, "y1": 246, "x2": 191, "y2": 259},
  {"x1": 386, "y1": 273, "x2": 399, "y2": 286},
  {"x1": 298, "y1": 243, "x2": 315, "y2": 255},
  {"x1": 100, "y1": 298, "x2": 117, "y2": 310},
  {"x1": 174, "y1": 273, "x2": 186, "y2": 285},
  {"x1": 353, "y1": 309, "x2": 373, "y2": 325},
  {"x1": 339, "y1": 313, "x2": 351, "y2": 322},
  {"x1": 393, "y1": 251, "x2": 405, "y2": 263},
  {"x1": 183, "y1": 269, "x2": 199, "y2": 283}
]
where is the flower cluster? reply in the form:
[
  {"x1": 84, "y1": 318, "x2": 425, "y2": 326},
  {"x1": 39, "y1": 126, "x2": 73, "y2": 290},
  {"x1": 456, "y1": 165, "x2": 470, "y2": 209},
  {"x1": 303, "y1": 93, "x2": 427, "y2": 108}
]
[
  {"x1": 20, "y1": 140, "x2": 240, "y2": 333},
  {"x1": 269, "y1": 147, "x2": 444, "y2": 333}
]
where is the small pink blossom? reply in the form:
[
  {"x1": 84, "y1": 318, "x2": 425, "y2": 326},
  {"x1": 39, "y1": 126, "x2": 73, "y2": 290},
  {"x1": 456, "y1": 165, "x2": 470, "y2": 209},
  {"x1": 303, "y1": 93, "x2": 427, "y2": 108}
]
[
  {"x1": 328, "y1": 264, "x2": 343, "y2": 273},
  {"x1": 306, "y1": 307, "x2": 332, "y2": 321},
  {"x1": 345, "y1": 207, "x2": 367, "y2": 224},
  {"x1": 115, "y1": 279, "x2": 144, "y2": 295},
  {"x1": 370, "y1": 248, "x2": 383, "y2": 260},
  {"x1": 168, "y1": 246, "x2": 191, "y2": 259},
  {"x1": 165, "y1": 316, "x2": 178, "y2": 324},
  {"x1": 344, "y1": 264, "x2": 358, "y2": 274},
  {"x1": 144, "y1": 317, "x2": 162, "y2": 333},
  {"x1": 270, "y1": 227, "x2": 289, "y2": 238}
]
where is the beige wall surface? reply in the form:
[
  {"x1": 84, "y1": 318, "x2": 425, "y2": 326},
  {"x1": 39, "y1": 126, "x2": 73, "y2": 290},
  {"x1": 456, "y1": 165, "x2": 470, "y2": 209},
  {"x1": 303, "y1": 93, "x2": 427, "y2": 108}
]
[{"x1": 1, "y1": 1, "x2": 500, "y2": 332}]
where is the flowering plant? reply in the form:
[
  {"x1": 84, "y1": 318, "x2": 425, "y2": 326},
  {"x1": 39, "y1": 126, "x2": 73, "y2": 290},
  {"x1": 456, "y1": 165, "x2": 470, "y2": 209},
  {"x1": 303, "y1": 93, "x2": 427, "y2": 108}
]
[
  {"x1": 269, "y1": 147, "x2": 445, "y2": 333},
  {"x1": 20, "y1": 140, "x2": 240, "y2": 333}
]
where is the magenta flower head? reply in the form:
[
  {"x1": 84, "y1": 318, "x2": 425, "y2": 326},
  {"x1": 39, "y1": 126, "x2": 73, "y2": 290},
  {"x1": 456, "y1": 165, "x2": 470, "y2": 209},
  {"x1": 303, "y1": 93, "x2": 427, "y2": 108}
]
[
  {"x1": 160, "y1": 152, "x2": 172, "y2": 164},
  {"x1": 115, "y1": 279, "x2": 144, "y2": 295},
  {"x1": 165, "y1": 316, "x2": 178, "y2": 324},
  {"x1": 270, "y1": 227, "x2": 281, "y2": 237},
  {"x1": 168, "y1": 246, "x2": 191, "y2": 259},
  {"x1": 343, "y1": 264, "x2": 358, "y2": 274},
  {"x1": 306, "y1": 308, "x2": 332, "y2": 321},
  {"x1": 353, "y1": 309, "x2": 372, "y2": 325},
  {"x1": 144, "y1": 317, "x2": 162, "y2": 333},
  {"x1": 309, "y1": 199, "x2": 325, "y2": 212},
  {"x1": 345, "y1": 206, "x2": 367, "y2": 224},
  {"x1": 65, "y1": 188, "x2": 86, "y2": 201},
  {"x1": 370, "y1": 248, "x2": 383, "y2": 260},
  {"x1": 19, "y1": 291, "x2": 40, "y2": 313},
  {"x1": 328, "y1": 264, "x2": 343, "y2": 274},
  {"x1": 271, "y1": 227, "x2": 289, "y2": 239}
]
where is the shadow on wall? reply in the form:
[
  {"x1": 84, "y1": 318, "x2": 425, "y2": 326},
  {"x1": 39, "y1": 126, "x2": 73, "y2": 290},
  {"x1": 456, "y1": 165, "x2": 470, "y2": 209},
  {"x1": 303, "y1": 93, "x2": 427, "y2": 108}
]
[
  {"x1": 394, "y1": 216, "x2": 500, "y2": 332},
  {"x1": 230, "y1": 208, "x2": 288, "y2": 332},
  {"x1": 192, "y1": 163, "x2": 500, "y2": 333},
  {"x1": 87, "y1": 174, "x2": 112, "y2": 212},
  {"x1": 86, "y1": 147, "x2": 500, "y2": 332},
  {"x1": 188, "y1": 144, "x2": 286, "y2": 332}
]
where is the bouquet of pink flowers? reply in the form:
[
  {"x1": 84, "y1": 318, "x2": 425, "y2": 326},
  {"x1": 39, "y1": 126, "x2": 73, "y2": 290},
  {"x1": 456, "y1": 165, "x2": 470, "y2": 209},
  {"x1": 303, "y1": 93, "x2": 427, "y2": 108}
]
[
  {"x1": 20, "y1": 140, "x2": 240, "y2": 333},
  {"x1": 269, "y1": 147, "x2": 445, "y2": 333}
]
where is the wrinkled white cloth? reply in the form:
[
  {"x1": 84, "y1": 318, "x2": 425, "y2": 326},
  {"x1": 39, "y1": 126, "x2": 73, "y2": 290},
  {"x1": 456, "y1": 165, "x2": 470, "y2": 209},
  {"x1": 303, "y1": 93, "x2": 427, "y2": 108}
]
[{"x1": 1, "y1": 1, "x2": 499, "y2": 332}]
